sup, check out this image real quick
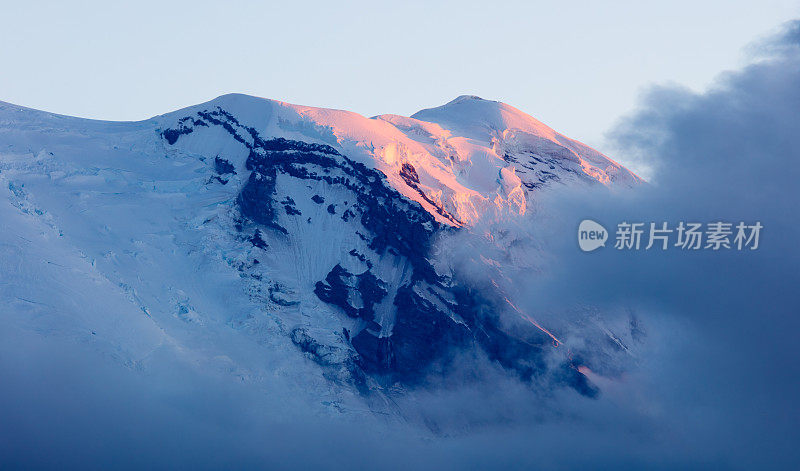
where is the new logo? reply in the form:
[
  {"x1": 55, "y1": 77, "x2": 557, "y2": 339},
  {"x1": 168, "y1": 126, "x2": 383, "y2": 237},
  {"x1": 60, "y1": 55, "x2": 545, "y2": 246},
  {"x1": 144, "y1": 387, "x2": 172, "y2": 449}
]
[{"x1": 578, "y1": 219, "x2": 608, "y2": 252}]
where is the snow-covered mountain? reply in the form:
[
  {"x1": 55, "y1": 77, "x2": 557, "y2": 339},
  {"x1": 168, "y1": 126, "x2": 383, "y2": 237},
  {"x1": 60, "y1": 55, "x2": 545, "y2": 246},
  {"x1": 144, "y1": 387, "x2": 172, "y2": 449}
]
[{"x1": 0, "y1": 94, "x2": 642, "y2": 418}]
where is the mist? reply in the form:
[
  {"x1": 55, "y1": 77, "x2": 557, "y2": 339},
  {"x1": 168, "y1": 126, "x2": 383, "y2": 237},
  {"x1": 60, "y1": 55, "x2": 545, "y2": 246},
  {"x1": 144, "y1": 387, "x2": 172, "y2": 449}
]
[{"x1": 434, "y1": 19, "x2": 800, "y2": 469}]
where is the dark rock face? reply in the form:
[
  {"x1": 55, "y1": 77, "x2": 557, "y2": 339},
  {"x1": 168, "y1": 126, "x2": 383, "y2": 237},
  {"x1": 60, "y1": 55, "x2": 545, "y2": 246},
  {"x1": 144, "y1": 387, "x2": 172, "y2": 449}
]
[
  {"x1": 398, "y1": 161, "x2": 462, "y2": 225},
  {"x1": 161, "y1": 106, "x2": 597, "y2": 397},
  {"x1": 556, "y1": 363, "x2": 600, "y2": 398},
  {"x1": 314, "y1": 264, "x2": 387, "y2": 323},
  {"x1": 351, "y1": 329, "x2": 393, "y2": 373},
  {"x1": 238, "y1": 169, "x2": 287, "y2": 234},
  {"x1": 214, "y1": 156, "x2": 236, "y2": 175},
  {"x1": 162, "y1": 116, "x2": 207, "y2": 144},
  {"x1": 399, "y1": 162, "x2": 420, "y2": 184},
  {"x1": 502, "y1": 151, "x2": 597, "y2": 190},
  {"x1": 449, "y1": 287, "x2": 546, "y2": 381},
  {"x1": 388, "y1": 285, "x2": 469, "y2": 379},
  {"x1": 282, "y1": 196, "x2": 302, "y2": 216},
  {"x1": 291, "y1": 328, "x2": 337, "y2": 365},
  {"x1": 249, "y1": 229, "x2": 268, "y2": 249}
]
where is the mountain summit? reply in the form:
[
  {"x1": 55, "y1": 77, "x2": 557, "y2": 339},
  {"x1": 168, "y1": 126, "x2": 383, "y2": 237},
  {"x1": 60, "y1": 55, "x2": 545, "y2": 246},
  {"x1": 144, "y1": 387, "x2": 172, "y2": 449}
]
[{"x1": 156, "y1": 93, "x2": 640, "y2": 225}]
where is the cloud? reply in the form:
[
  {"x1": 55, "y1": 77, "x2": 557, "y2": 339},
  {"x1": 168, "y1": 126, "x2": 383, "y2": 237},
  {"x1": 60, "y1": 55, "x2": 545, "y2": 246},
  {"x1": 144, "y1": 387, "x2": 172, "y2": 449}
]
[
  {"x1": 425, "y1": 19, "x2": 800, "y2": 470},
  {"x1": 494, "y1": 18, "x2": 800, "y2": 469}
]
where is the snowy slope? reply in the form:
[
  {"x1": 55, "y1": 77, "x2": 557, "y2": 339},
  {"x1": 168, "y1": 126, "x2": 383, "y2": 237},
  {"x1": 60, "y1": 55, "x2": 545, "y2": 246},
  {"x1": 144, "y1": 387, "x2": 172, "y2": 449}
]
[{"x1": 0, "y1": 95, "x2": 643, "y2": 419}]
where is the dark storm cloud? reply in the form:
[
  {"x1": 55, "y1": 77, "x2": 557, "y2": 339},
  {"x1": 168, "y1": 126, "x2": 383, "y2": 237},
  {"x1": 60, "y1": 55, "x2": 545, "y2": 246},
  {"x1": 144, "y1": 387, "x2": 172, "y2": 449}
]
[
  {"x1": 425, "y1": 19, "x2": 800, "y2": 470},
  {"x1": 498, "y1": 19, "x2": 800, "y2": 469}
]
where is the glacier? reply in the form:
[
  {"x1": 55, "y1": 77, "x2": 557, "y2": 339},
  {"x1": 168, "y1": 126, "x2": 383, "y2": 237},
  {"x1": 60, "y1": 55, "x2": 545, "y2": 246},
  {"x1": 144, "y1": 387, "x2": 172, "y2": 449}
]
[{"x1": 0, "y1": 93, "x2": 643, "y2": 433}]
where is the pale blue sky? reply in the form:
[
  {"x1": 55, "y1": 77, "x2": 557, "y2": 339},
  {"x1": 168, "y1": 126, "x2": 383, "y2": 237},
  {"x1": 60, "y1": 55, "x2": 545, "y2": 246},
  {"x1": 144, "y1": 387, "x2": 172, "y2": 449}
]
[{"x1": 1, "y1": 0, "x2": 798, "y2": 171}]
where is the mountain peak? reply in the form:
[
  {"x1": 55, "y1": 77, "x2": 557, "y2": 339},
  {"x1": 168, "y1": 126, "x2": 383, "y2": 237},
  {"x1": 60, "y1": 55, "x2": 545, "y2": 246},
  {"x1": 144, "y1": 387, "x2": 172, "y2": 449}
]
[
  {"x1": 410, "y1": 94, "x2": 558, "y2": 143},
  {"x1": 445, "y1": 95, "x2": 496, "y2": 105}
]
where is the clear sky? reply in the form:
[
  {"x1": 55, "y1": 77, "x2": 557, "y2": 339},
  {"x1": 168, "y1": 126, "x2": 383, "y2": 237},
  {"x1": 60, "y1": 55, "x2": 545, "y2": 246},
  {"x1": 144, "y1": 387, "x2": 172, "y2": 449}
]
[{"x1": 1, "y1": 0, "x2": 798, "y2": 171}]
